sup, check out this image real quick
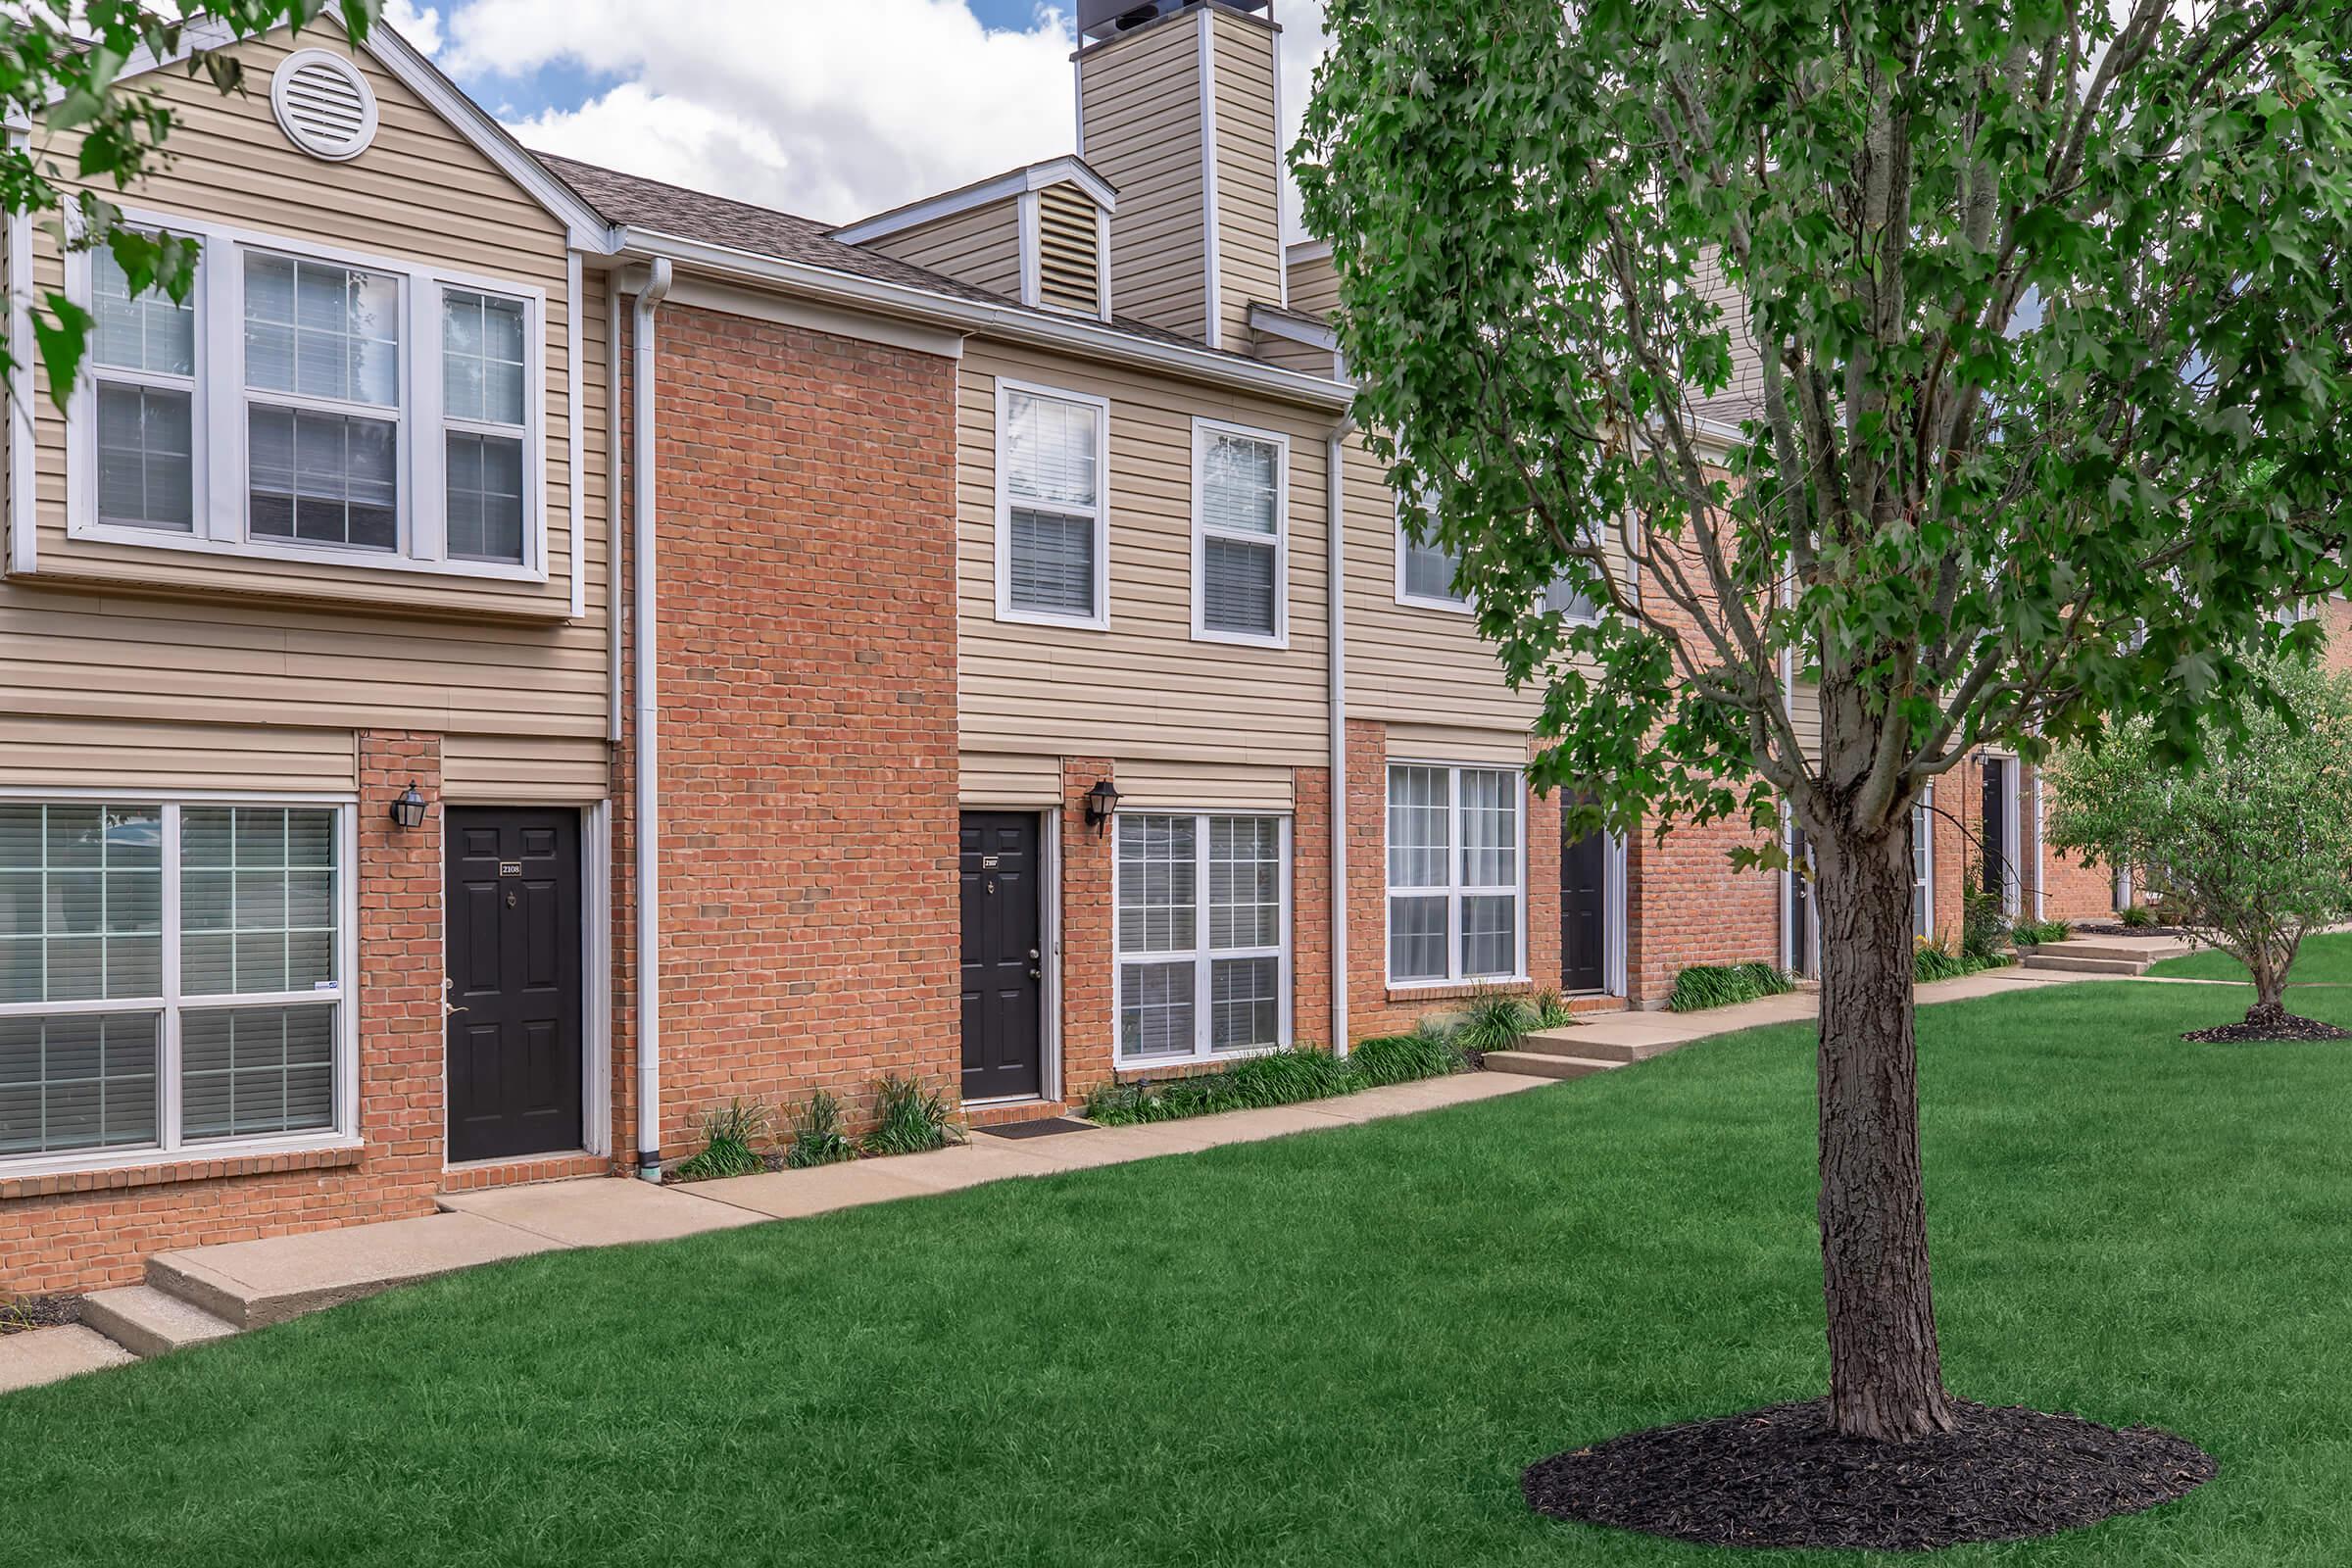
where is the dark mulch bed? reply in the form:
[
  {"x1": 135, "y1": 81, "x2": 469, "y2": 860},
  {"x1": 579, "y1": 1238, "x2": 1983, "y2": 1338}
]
[
  {"x1": 1523, "y1": 1397, "x2": 2215, "y2": 1551},
  {"x1": 0, "y1": 1295, "x2": 83, "y2": 1336},
  {"x1": 2075, "y1": 921, "x2": 2189, "y2": 937},
  {"x1": 2183, "y1": 1002, "x2": 2352, "y2": 1044}
]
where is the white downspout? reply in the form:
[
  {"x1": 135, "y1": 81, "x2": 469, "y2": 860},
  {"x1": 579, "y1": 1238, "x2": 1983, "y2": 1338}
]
[
  {"x1": 631, "y1": 257, "x2": 673, "y2": 1180},
  {"x1": 1327, "y1": 416, "x2": 1353, "y2": 1055}
]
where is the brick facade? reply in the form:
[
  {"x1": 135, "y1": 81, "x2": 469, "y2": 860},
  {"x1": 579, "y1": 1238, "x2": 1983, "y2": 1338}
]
[
  {"x1": 1057, "y1": 757, "x2": 1118, "y2": 1104},
  {"x1": 1623, "y1": 812, "x2": 1784, "y2": 1007}
]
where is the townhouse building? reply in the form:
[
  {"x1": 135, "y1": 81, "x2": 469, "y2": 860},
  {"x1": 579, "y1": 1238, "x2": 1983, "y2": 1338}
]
[{"x1": 3, "y1": 0, "x2": 2087, "y2": 1293}]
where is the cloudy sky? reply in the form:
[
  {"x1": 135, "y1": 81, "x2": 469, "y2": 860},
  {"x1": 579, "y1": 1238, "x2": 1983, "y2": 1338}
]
[{"x1": 382, "y1": 0, "x2": 1329, "y2": 234}]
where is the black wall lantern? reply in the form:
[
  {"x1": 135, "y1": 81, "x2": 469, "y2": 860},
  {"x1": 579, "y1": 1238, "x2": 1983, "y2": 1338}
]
[
  {"x1": 389, "y1": 781, "x2": 428, "y2": 831},
  {"x1": 1084, "y1": 778, "x2": 1120, "y2": 833}
]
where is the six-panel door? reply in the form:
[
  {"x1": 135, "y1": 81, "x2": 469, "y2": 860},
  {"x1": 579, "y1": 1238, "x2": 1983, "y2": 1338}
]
[{"x1": 445, "y1": 807, "x2": 584, "y2": 1163}]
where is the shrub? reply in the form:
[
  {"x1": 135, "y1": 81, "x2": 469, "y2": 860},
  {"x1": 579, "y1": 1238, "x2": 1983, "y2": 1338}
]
[
  {"x1": 1665, "y1": 961, "x2": 1795, "y2": 1012},
  {"x1": 668, "y1": 1098, "x2": 769, "y2": 1182},
  {"x1": 784, "y1": 1089, "x2": 857, "y2": 1169},
  {"x1": 860, "y1": 1075, "x2": 962, "y2": 1157},
  {"x1": 1086, "y1": 1038, "x2": 1468, "y2": 1125},
  {"x1": 1527, "y1": 988, "x2": 1577, "y2": 1028},
  {"x1": 1912, "y1": 936, "x2": 1977, "y2": 984},
  {"x1": 1454, "y1": 992, "x2": 1536, "y2": 1054},
  {"x1": 1960, "y1": 858, "x2": 2012, "y2": 962},
  {"x1": 2119, "y1": 904, "x2": 2158, "y2": 929},
  {"x1": 2013, "y1": 917, "x2": 2072, "y2": 948},
  {"x1": 1351, "y1": 1027, "x2": 1471, "y2": 1086}
]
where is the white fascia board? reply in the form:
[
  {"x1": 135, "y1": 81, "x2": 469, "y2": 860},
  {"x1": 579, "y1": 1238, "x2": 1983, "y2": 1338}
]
[
  {"x1": 614, "y1": 226, "x2": 1356, "y2": 413},
  {"x1": 1248, "y1": 303, "x2": 1338, "y2": 352},
  {"x1": 831, "y1": 157, "x2": 1120, "y2": 247}
]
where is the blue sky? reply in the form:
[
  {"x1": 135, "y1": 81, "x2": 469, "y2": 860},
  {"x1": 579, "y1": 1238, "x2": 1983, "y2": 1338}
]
[{"x1": 385, "y1": 0, "x2": 1325, "y2": 229}]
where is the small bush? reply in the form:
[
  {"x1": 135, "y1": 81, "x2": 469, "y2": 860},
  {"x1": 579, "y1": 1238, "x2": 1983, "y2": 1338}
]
[
  {"x1": 1961, "y1": 858, "x2": 2012, "y2": 960},
  {"x1": 1912, "y1": 936, "x2": 1977, "y2": 984},
  {"x1": 1527, "y1": 988, "x2": 1577, "y2": 1029},
  {"x1": 1086, "y1": 1037, "x2": 1468, "y2": 1125},
  {"x1": 1665, "y1": 961, "x2": 1795, "y2": 1012},
  {"x1": 2013, "y1": 917, "x2": 2073, "y2": 947},
  {"x1": 1455, "y1": 992, "x2": 1535, "y2": 1054},
  {"x1": 784, "y1": 1089, "x2": 857, "y2": 1169},
  {"x1": 861, "y1": 1074, "x2": 962, "y2": 1157},
  {"x1": 1351, "y1": 1028, "x2": 1470, "y2": 1087},
  {"x1": 668, "y1": 1098, "x2": 769, "y2": 1182},
  {"x1": 2120, "y1": 904, "x2": 2158, "y2": 929}
]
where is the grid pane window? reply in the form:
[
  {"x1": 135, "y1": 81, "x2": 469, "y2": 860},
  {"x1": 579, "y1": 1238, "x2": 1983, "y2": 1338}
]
[
  {"x1": 1386, "y1": 765, "x2": 1524, "y2": 984},
  {"x1": 442, "y1": 289, "x2": 530, "y2": 565},
  {"x1": 1198, "y1": 428, "x2": 1283, "y2": 638},
  {"x1": 441, "y1": 290, "x2": 527, "y2": 424},
  {"x1": 1911, "y1": 800, "x2": 1934, "y2": 940},
  {"x1": 1398, "y1": 493, "x2": 1467, "y2": 606},
  {"x1": 93, "y1": 250, "x2": 196, "y2": 376},
  {"x1": 1002, "y1": 387, "x2": 1104, "y2": 619},
  {"x1": 91, "y1": 247, "x2": 198, "y2": 533},
  {"x1": 1116, "y1": 812, "x2": 1289, "y2": 1062},
  {"x1": 446, "y1": 431, "x2": 525, "y2": 564},
  {"x1": 0, "y1": 800, "x2": 346, "y2": 1169},
  {"x1": 244, "y1": 254, "x2": 400, "y2": 407}
]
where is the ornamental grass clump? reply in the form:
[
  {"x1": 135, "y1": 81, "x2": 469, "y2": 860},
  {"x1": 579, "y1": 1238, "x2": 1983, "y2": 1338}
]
[
  {"x1": 860, "y1": 1075, "x2": 962, "y2": 1157},
  {"x1": 668, "y1": 1099, "x2": 770, "y2": 1182},
  {"x1": 1665, "y1": 962, "x2": 1795, "y2": 1013},
  {"x1": 784, "y1": 1089, "x2": 857, "y2": 1169},
  {"x1": 1454, "y1": 992, "x2": 1537, "y2": 1054}
]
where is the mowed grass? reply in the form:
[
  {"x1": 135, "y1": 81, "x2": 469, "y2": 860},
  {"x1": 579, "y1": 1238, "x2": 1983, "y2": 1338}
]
[
  {"x1": 11, "y1": 983, "x2": 2352, "y2": 1567},
  {"x1": 2146, "y1": 930, "x2": 2352, "y2": 986}
]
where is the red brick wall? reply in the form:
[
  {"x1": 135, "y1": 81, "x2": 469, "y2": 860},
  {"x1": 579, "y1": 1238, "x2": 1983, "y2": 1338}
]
[
  {"x1": 0, "y1": 732, "x2": 454, "y2": 1293},
  {"x1": 1058, "y1": 757, "x2": 1118, "y2": 1102},
  {"x1": 1291, "y1": 765, "x2": 1337, "y2": 1049},
  {"x1": 1623, "y1": 809, "x2": 1784, "y2": 1006},
  {"x1": 633, "y1": 304, "x2": 961, "y2": 1152}
]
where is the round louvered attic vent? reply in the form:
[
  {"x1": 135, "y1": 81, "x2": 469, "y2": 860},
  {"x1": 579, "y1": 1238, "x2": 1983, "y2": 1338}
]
[{"x1": 270, "y1": 50, "x2": 378, "y2": 163}]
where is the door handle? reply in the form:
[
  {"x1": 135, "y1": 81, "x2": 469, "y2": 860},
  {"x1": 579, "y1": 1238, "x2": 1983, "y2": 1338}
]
[{"x1": 444, "y1": 1003, "x2": 468, "y2": 1018}]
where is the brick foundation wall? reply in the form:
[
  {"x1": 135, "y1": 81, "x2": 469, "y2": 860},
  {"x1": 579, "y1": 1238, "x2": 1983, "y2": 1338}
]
[
  {"x1": 0, "y1": 732, "x2": 455, "y2": 1294},
  {"x1": 633, "y1": 304, "x2": 961, "y2": 1151}
]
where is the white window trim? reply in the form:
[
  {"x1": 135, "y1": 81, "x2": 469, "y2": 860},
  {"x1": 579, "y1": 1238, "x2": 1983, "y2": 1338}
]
[
  {"x1": 1190, "y1": 416, "x2": 1290, "y2": 649},
  {"x1": 0, "y1": 788, "x2": 362, "y2": 1182},
  {"x1": 63, "y1": 207, "x2": 549, "y2": 585},
  {"x1": 1383, "y1": 760, "x2": 1530, "y2": 989},
  {"x1": 1394, "y1": 491, "x2": 1474, "y2": 614},
  {"x1": 993, "y1": 375, "x2": 1111, "y2": 631},
  {"x1": 1912, "y1": 782, "x2": 1936, "y2": 941},
  {"x1": 1110, "y1": 810, "x2": 1294, "y2": 1067}
]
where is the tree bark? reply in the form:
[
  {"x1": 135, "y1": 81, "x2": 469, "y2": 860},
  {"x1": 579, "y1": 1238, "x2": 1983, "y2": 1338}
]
[{"x1": 1812, "y1": 822, "x2": 1958, "y2": 1442}]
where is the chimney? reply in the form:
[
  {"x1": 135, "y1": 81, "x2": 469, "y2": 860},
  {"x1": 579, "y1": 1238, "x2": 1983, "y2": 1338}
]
[{"x1": 1075, "y1": 0, "x2": 1283, "y2": 350}]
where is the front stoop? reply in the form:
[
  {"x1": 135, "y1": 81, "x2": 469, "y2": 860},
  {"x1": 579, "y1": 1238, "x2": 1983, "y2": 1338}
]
[
  {"x1": 145, "y1": 1212, "x2": 564, "y2": 1331},
  {"x1": 1485, "y1": 1025, "x2": 1686, "y2": 1080},
  {"x1": 79, "y1": 1286, "x2": 239, "y2": 1358},
  {"x1": 2020, "y1": 938, "x2": 2192, "y2": 977}
]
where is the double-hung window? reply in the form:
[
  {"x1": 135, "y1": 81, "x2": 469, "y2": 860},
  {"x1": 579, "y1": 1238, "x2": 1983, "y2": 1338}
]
[
  {"x1": 1114, "y1": 813, "x2": 1290, "y2": 1063},
  {"x1": 1193, "y1": 419, "x2": 1287, "y2": 644},
  {"x1": 1396, "y1": 490, "x2": 1470, "y2": 612},
  {"x1": 0, "y1": 799, "x2": 355, "y2": 1171},
  {"x1": 1387, "y1": 764, "x2": 1524, "y2": 984},
  {"x1": 997, "y1": 379, "x2": 1109, "y2": 627},
  {"x1": 68, "y1": 211, "x2": 545, "y2": 578},
  {"x1": 1911, "y1": 790, "x2": 1935, "y2": 940}
]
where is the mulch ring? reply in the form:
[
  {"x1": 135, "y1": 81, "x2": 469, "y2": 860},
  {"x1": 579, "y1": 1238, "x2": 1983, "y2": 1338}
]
[
  {"x1": 2183, "y1": 1003, "x2": 2351, "y2": 1044},
  {"x1": 0, "y1": 1295, "x2": 83, "y2": 1336},
  {"x1": 1522, "y1": 1397, "x2": 2215, "y2": 1551}
]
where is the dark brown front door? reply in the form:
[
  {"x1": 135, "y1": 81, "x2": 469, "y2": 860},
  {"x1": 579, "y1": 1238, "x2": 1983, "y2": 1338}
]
[
  {"x1": 1561, "y1": 807, "x2": 1608, "y2": 993},
  {"x1": 446, "y1": 808, "x2": 584, "y2": 1163},
  {"x1": 960, "y1": 811, "x2": 1044, "y2": 1102},
  {"x1": 1981, "y1": 757, "x2": 2011, "y2": 901}
]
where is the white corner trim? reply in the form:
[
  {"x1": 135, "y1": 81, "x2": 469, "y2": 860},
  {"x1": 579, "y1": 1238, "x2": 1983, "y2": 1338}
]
[
  {"x1": 6, "y1": 201, "x2": 32, "y2": 575},
  {"x1": 830, "y1": 156, "x2": 1119, "y2": 248},
  {"x1": 664, "y1": 277, "x2": 967, "y2": 361},
  {"x1": 567, "y1": 251, "x2": 586, "y2": 621},
  {"x1": 1018, "y1": 190, "x2": 1043, "y2": 309},
  {"x1": 993, "y1": 375, "x2": 1111, "y2": 632},
  {"x1": 1189, "y1": 415, "x2": 1290, "y2": 649},
  {"x1": 1094, "y1": 205, "x2": 1113, "y2": 322},
  {"x1": 1198, "y1": 5, "x2": 1222, "y2": 351}
]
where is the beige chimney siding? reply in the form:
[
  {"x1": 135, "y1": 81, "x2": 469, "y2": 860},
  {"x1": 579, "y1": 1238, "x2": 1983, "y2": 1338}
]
[
  {"x1": 1080, "y1": 12, "x2": 1213, "y2": 342},
  {"x1": 1204, "y1": 4, "x2": 1286, "y2": 348},
  {"x1": 0, "y1": 29, "x2": 612, "y2": 789},
  {"x1": 862, "y1": 199, "x2": 1026, "y2": 301}
]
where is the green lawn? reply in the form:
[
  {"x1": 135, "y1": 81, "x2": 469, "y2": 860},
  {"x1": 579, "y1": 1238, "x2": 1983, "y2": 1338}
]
[
  {"x1": 2146, "y1": 930, "x2": 2352, "y2": 986},
  {"x1": 12, "y1": 982, "x2": 2352, "y2": 1567}
]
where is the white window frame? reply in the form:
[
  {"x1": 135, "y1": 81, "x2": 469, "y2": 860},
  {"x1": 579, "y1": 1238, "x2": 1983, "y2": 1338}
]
[
  {"x1": 1911, "y1": 783, "x2": 1936, "y2": 941},
  {"x1": 1395, "y1": 490, "x2": 1474, "y2": 613},
  {"x1": 0, "y1": 789, "x2": 362, "y2": 1181},
  {"x1": 1190, "y1": 416, "x2": 1289, "y2": 648},
  {"x1": 994, "y1": 375, "x2": 1110, "y2": 630},
  {"x1": 1109, "y1": 810, "x2": 1294, "y2": 1066},
  {"x1": 78, "y1": 232, "x2": 207, "y2": 538},
  {"x1": 63, "y1": 208, "x2": 548, "y2": 583},
  {"x1": 1384, "y1": 761, "x2": 1529, "y2": 988}
]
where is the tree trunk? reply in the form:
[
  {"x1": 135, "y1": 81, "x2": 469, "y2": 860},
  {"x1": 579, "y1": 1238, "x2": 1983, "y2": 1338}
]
[
  {"x1": 1812, "y1": 822, "x2": 1958, "y2": 1442},
  {"x1": 2250, "y1": 940, "x2": 2287, "y2": 1014}
]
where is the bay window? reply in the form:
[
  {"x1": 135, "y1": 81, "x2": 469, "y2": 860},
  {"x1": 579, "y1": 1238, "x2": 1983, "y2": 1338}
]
[
  {"x1": 0, "y1": 799, "x2": 355, "y2": 1169},
  {"x1": 1388, "y1": 763, "x2": 1525, "y2": 985},
  {"x1": 1193, "y1": 419, "x2": 1287, "y2": 644},
  {"x1": 67, "y1": 211, "x2": 544, "y2": 578},
  {"x1": 1114, "y1": 813, "x2": 1290, "y2": 1063}
]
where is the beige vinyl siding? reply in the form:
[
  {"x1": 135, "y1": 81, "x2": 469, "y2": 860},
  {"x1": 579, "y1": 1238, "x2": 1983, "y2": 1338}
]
[
  {"x1": 0, "y1": 29, "x2": 612, "y2": 784},
  {"x1": 1789, "y1": 679, "x2": 1824, "y2": 762},
  {"x1": 1250, "y1": 331, "x2": 1336, "y2": 378},
  {"x1": 441, "y1": 734, "x2": 611, "y2": 802},
  {"x1": 1206, "y1": 7, "x2": 1285, "y2": 348},
  {"x1": 959, "y1": 339, "x2": 1332, "y2": 767},
  {"x1": 1080, "y1": 17, "x2": 1210, "y2": 342},
  {"x1": 1036, "y1": 184, "x2": 1102, "y2": 318},
  {"x1": 959, "y1": 753, "x2": 1063, "y2": 808},
  {"x1": 23, "y1": 32, "x2": 586, "y2": 624},
  {"x1": 1115, "y1": 759, "x2": 1294, "y2": 811},
  {"x1": 862, "y1": 199, "x2": 1023, "y2": 299},
  {"x1": 0, "y1": 714, "x2": 358, "y2": 792},
  {"x1": 1383, "y1": 723, "x2": 1530, "y2": 767},
  {"x1": 1287, "y1": 250, "x2": 1340, "y2": 320}
]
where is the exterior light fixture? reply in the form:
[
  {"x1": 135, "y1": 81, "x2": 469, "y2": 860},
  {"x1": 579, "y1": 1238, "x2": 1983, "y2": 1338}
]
[
  {"x1": 389, "y1": 782, "x2": 428, "y2": 830},
  {"x1": 1085, "y1": 778, "x2": 1121, "y2": 832}
]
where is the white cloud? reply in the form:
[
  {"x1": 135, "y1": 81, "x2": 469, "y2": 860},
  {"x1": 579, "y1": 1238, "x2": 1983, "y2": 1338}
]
[{"x1": 380, "y1": 0, "x2": 445, "y2": 56}]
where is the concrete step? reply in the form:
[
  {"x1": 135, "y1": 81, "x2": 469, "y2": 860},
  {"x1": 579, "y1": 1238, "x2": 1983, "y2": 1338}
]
[
  {"x1": 79, "y1": 1285, "x2": 240, "y2": 1359},
  {"x1": 1482, "y1": 1050, "x2": 1623, "y2": 1080},
  {"x1": 0, "y1": 1325, "x2": 134, "y2": 1395},
  {"x1": 1564, "y1": 994, "x2": 1629, "y2": 1016},
  {"x1": 1514, "y1": 1028, "x2": 1668, "y2": 1064},
  {"x1": 2021, "y1": 953, "x2": 2146, "y2": 975},
  {"x1": 147, "y1": 1211, "x2": 564, "y2": 1329}
]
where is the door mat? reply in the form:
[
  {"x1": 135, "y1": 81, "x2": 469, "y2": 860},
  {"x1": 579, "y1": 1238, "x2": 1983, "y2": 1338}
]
[{"x1": 980, "y1": 1116, "x2": 1100, "y2": 1141}]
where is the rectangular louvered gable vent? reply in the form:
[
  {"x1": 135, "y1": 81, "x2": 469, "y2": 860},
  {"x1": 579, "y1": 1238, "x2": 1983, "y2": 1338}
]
[{"x1": 1035, "y1": 184, "x2": 1105, "y2": 320}]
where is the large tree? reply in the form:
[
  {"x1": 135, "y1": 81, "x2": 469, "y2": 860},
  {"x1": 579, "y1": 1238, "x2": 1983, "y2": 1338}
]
[
  {"x1": 1300, "y1": 0, "x2": 2352, "y2": 1441},
  {"x1": 2, "y1": 2, "x2": 375, "y2": 405}
]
